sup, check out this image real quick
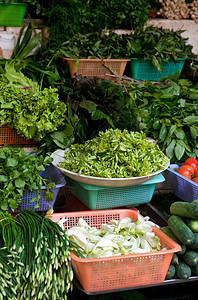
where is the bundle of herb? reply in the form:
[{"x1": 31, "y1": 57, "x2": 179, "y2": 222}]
[
  {"x1": 128, "y1": 26, "x2": 196, "y2": 71},
  {"x1": 58, "y1": 128, "x2": 169, "y2": 178},
  {"x1": 0, "y1": 147, "x2": 56, "y2": 211},
  {"x1": 125, "y1": 74, "x2": 198, "y2": 162},
  {"x1": 0, "y1": 210, "x2": 82, "y2": 299},
  {"x1": 0, "y1": 64, "x2": 67, "y2": 141}
]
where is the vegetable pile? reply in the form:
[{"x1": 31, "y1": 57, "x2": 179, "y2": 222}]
[
  {"x1": 0, "y1": 64, "x2": 66, "y2": 141},
  {"x1": 177, "y1": 157, "x2": 198, "y2": 184},
  {"x1": 58, "y1": 214, "x2": 162, "y2": 258},
  {"x1": 0, "y1": 147, "x2": 55, "y2": 211},
  {"x1": 58, "y1": 128, "x2": 169, "y2": 178},
  {"x1": 161, "y1": 200, "x2": 198, "y2": 280},
  {"x1": 0, "y1": 210, "x2": 81, "y2": 300}
]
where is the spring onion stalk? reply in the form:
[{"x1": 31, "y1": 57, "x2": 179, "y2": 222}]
[{"x1": 0, "y1": 210, "x2": 82, "y2": 299}]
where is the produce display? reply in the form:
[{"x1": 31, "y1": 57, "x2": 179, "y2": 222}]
[
  {"x1": 60, "y1": 215, "x2": 162, "y2": 258},
  {"x1": 0, "y1": 210, "x2": 81, "y2": 300},
  {"x1": 177, "y1": 157, "x2": 198, "y2": 184},
  {"x1": 161, "y1": 200, "x2": 198, "y2": 279},
  {"x1": 126, "y1": 78, "x2": 198, "y2": 163},
  {"x1": 58, "y1": 128, "x2": 169, "y2": 178},
  {"x1": 0, "y1": 63, "x2": 66, "y2": 141},
  {"x1": 0, "y1": 147, "x2": 55, "y2": 211}
]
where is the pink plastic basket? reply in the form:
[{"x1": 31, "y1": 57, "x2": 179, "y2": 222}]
[
  {"x1": 167, "y1": 164, "x2": 198, "y2": 202},
  {"x1": 47, "y1": 209, "x2": 181, "y2": 293}
]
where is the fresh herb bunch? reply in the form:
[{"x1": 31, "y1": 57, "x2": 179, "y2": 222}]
[
  {"x1": 0, "y1": 147, "x2": 56, "y2": 211},
  {"x1": 0, "y1": 64, "x2": 67, "y2": 141},
  {"x1": 0, "y1": 210, "x2": 82, "y2": 299},
  {"x1": 42, "y1": 0, "x2": 150, "y2": 48},
  {"x1": 128, "y1": 26, "x2": 196, "y2": 71},
  {"x1": 59, "y1": 128, "x2": 169, "y2": 178},
  {"x1": 60, "y1": 31, "x2": 131, "y2": 59},
  {"x1": 125, "y1": 74, "x2": 198, "y2": 163}
]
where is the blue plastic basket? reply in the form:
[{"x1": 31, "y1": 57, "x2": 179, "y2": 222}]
[
  {"x1": 8, "y1": 165, "x2": 66, "y2": 213},
  {"x1": 65, "y1": 174, "x2": 165, "y2": 210},
  {"x1": 129, "y1": 58, "x2": 185, "y2": 81},
  {"x1": 167, "y1": 164, "x2": 198, "y2": 202}
]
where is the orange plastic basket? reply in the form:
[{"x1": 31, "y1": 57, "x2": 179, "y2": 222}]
[
  {"x1": 62, "y1": 58, "x2": 130, "y2": 81},
  {"x1": 0, "y1": 124, "x2": 39, "y2": 145},
  {"x1": 47, "y1": 209, "x2": 181, "y2": 293}
]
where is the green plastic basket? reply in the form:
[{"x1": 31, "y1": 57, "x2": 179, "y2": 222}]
[
  {"x1": 130, "y1": 58, "x2": 185, "y2": 81},
  {"x1": 0, "y1": 2, "x2": 27, "y2": 27},
  {"x1": 65, "y1": 174, "x2": 165, "y2": 210}
]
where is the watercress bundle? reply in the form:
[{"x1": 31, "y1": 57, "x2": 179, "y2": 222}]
[{"x1": 0, "y1": 147, "x2": 56, "y2": 211}]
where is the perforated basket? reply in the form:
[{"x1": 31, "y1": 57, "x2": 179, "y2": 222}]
[
  {"x1": 130, "y1": 58, "x2": 185, "y2": 81},
  {"x1": 62, "y1": 58, "x2": 130, "y2": 80},
  {"x1": 8, "y1": 165, "x2": 66, "y2": 213},
  {"x1": 65, "y1": 173, "x2": 165, "y2": 210},
  {"x1": 47, "y1": 209, "x2": 181, "y2": 293},
  {"x1": 0, "y1": 124, "x2": 39, "y2": 145},
  {"x1": 167, "y1": 164, "x2": 198, "y2": 202},
  {"x1": 0, "y1": 2, "x2": 27, "y2": 27}
]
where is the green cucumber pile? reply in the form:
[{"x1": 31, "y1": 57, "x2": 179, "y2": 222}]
[
  {"x1": 161, "y1": 200, "x2": 198, "y2": 280},
  {"x1": 0, "y1": 210, "x2": 82, "y2": 300}
]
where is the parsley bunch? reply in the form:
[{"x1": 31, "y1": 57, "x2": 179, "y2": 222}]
[{"x1": 0, "y1": 147, "x2": 56, "y2": 211}]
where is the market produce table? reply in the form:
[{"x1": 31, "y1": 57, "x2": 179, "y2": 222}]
[{"x1": 53, "y1": 190, "x2": 198, "y2": 300}]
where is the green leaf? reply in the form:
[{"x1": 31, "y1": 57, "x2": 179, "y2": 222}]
[
  {"x1": 165, "y1": 139, "x2": 176, "y2": 160},
  {"x1": 174, "y1": 127, "x2": 186, "y2": 139},
  {"x1": 0, "y1": 175, "x2": 8, "y2": 182},
  {"x1": 6, "y1": 158, "x2": 18, "y2": 168},
  {"x1": 151, "y1": 55, "x2": 161, "y2": 72},
  {"x1": 190, "y1": 127, "x2": 198, "y2": 139},
  {"x1": 14, "y1": 178, "x2": 26, "y2": 189},
  {"x1": 79, "y1": 100, "x2": 97, "y2": 113},
  {"x1": 158, "y1": 123, "x2": 167, "y2": 142},
  {"x1": 175, "y1": 142, "x2": 185, "y2": 160},
  {"x1": 184, "y1": 116, "x2": 198, "y2": 124},
  {"x1": 92, "y1": 109, "x2": 114, "y2": 128}
]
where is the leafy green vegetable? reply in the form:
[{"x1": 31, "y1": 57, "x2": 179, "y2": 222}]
[
  {"x1": 125, "y1": 77, "x2": 198, "y2": 163},
  {"x1": 0, "y1": 66, "x2": 67, "y2": 141},
  {"x1": 0, "y1": 147, "x2": 56, "y2": 211},
  {"x1": 58, "y1": 128, "x2": 169, "y2": 178}
]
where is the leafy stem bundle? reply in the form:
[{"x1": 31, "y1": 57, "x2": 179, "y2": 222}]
[
  {"x1": 125, "y1": 75, "x2": 198, "y2": 162},
  {"x1": 0, "y1": 147, "x2": 56, "y2": 211},
  {"x1": 0, "y1": 210, "x2": 82, "y2": 299}
]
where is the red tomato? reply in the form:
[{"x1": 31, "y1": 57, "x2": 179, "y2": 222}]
[
  {"x1": 184, "y1": 157, "x2": 198, "y2": 175},
  {"x1": 192, "y1": 177, "x2": 198, "y2": 184},
  {"x1": 177, "y1": 165, "x2": 194, "y2": 179}
]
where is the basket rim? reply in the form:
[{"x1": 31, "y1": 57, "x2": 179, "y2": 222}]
[
  {"x1": 62, "y1": 57, "x2": 131, "y2": 62},
  {"x1": 131, "y1": 57, "x2": 186, "y2": 62}
]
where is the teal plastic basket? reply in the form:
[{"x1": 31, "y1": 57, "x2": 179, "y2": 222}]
[
  {"x1": 65, "y1": 174, "x2": 165, "y2": 210},
  {"x1": 0, "y1": 2, "x2": 27, "y2": 27},
  {"x1": 130, "y1": 58, "x2": 185, "y2": 81}
]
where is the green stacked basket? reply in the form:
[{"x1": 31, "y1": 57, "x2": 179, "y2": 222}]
[
  {"x1": 130, "y1": 58, "x2": 186, "y2": 81},
  {"x1": 0, "y1": 2, "x2": 27, "y2": 26}
]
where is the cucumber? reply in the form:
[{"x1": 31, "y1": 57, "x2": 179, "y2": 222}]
[
  {"x1": 175, "y1": 261, "x2": 191, "y2": 279},
  {"x1": 165, "y1": 264, "x2": 176, "y2": 280},
  {"x1": 160, "y1": 226, "x2": 186, "y2": 254},
  {"x1": 186, "y1": 219, "x2": 198, "y2": 233},
  {"x1": 168, "y1": 215, "x2": 195, "y2": 245},
  {"x1": 192, "y1": 199, "x2": 198, "y2": 205},
  {"x1": 189, "y1": 233, "x2": 198, "y2": 250},
  {"x1": 182, "y1": 250, "x2": 198, "y2": 267},
  {"x1": 171, "y1": 253, "x2": 179, "y2": 265},
  {"x1": 170, "y1": 202, "x2": 198, "y2": 220},
  {"x1": 192, "y1": 264, "x2": 198, "y2": 275}
]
